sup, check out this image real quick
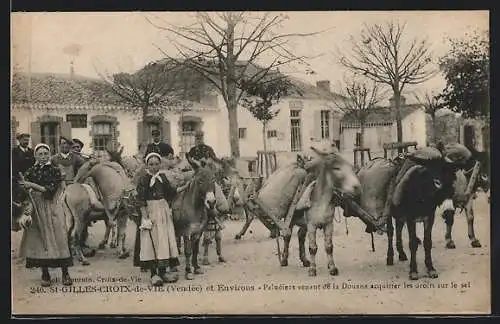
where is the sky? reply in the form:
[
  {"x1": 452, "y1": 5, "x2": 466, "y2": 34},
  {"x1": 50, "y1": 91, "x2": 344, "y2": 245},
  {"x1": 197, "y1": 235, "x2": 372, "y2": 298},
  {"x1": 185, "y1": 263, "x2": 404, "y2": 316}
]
[{"x1": 11, "y1": 11, "x2": 489, "y2": 104}]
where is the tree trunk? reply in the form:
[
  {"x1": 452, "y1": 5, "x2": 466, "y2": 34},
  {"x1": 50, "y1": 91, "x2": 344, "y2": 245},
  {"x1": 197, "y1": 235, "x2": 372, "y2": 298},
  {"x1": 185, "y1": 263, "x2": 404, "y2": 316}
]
[
  {"x1": 225, "y1": 20, "x2": 241, "y2": 158},
  {"x1": 393, "y1": 91, "x2": 404, "y2": 153},
  {"x1": 262, "y1": 122, "x2": 269, "y2": 178},
  {"x1": 431, "y1": 114, "x2": 436, "y2": 145},
  {"x1": 359, "y1": 122, "x2": 365, "y2": 149},
  {"x1": 142, "y1": 105, "x2": 149, "y2": 147}
]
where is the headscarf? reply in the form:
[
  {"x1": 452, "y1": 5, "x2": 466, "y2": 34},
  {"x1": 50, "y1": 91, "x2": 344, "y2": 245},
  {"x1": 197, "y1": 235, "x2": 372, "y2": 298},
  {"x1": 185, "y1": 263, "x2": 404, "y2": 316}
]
[
  {"x1": 145, "y1": 152, "x2": 163, "y2": 187},
  {"x1": 33, "y1": 143, "x2": 52, "y2": 166}
]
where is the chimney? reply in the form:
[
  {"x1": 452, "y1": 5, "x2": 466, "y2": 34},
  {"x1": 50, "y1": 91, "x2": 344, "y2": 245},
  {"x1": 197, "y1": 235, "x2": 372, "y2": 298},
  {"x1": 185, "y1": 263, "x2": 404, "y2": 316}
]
[{"x1": 316, "y1": 80, "x2": 331, "y2": 93}]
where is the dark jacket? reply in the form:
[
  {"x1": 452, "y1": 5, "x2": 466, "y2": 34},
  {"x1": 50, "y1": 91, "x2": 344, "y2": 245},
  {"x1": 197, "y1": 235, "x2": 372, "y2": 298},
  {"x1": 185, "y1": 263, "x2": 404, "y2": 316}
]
[
  {"x1": 12, "y1": 146, "x2": 35, "y2": 179},
  {"x1": 144, "y1": 142, "x2": 174, "y2": 158}
]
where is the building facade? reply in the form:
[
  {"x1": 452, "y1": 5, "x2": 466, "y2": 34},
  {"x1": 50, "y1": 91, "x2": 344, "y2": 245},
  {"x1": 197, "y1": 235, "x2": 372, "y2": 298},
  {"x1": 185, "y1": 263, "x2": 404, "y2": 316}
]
[{"x1": 340, "y1": 97, "x2": 428, "y2": 159}]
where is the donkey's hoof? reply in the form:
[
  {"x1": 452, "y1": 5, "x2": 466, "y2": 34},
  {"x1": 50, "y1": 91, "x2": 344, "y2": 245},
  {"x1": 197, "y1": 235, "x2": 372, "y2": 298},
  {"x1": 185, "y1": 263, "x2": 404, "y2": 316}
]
[
  {"x1": 399, "y1": 253, "x2": 408, "y2": 261},
  {"x1": 118, "y1": 251, "x2": 130, "y2": 259},
  {"x1": 185, "y1": 272, "x2": 195, "y2": 280},
  {"x1": 110, "y1": 242, "x2": 117, "y2": 249},
  {"x1": 409, "y1": 272, "x2": 419, "y2": 280},
  {"x1": 218, "y1": 256, "x2": 226, "y2": 263},
  {"x1": 308, "y1": 268, "x2": 317, "y2": 277},
  {"x1": 81, "y1": 260, "x2": 90, "y2": 266},
  {"x1": 194, "y1": 267, "x2": 204, "y2": 275},
  {"x1": 386, "y1": 256, "x2": 394, "y2": 266},
  {"x1": 201, "y1": 257, "x2": 211, "y2": 265},
  {"x1": 427, "y1": 269, "x2": 439, "y2": 279},
  {"x1": 301, "y1": 259, "x2": 311, "y2": 267},
  {"x1": 280, "y1": 259, "x2": 288, "y2": 267},
  {"x1": 471, "y1": 239, "x2": 482, "y2": 248},
  {"x1": 446, "y1": 240, "x2": 456, "y2": 249},
  {"x1": 234, "y1": 234, "x2": 242, "y2": 240},
  {"x1": 98, "y1": 243, "x2": 106, "y2": 250},
  {"x1": 329, "y1": 267, "x2": 339, "y2": 276},
  {"x1": 83, "y1": 248, "x2": 96, "y2": 258}
]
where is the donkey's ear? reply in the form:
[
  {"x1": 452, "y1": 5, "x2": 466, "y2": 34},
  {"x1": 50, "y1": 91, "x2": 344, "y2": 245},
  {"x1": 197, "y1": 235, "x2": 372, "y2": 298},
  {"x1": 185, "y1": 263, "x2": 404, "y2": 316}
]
[{"x1": 119, "y1": 146, "x2": 124, "y2": 155}]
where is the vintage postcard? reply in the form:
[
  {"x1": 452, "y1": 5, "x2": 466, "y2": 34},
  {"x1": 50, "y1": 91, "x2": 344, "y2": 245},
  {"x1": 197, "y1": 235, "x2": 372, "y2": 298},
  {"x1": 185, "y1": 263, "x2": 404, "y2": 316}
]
[{"x1": 11, "y1": 11, "x2": 490, "y2": 315}]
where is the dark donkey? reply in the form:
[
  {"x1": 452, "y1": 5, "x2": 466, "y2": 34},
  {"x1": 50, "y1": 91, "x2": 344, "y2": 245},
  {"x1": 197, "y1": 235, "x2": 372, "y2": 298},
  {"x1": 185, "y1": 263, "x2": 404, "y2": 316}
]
[
  {"x1": 171, "y1": 166, "x2": 218, "y2": 280},
  {"x1": 387, "y1": 147, "x2": 459, "y2": 280}
]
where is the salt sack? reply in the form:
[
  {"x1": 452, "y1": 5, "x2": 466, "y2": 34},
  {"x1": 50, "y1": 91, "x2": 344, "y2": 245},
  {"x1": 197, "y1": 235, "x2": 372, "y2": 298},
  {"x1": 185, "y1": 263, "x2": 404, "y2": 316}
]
[
  {"x1": 408, "y1": 146, "x2": 442, "y2": 162},
  {"x1": 356, "y1": 159, "x2": 399, "y2": 226},
  {"x1": 443, "y1": 143, "x2": 472, "y2": 165},
  {"x1": 257, "y1": 164, "x2": 308, "y2": 220},
  {"x1": 161, "y1": 169, "x2": 194, "y2": 188}
]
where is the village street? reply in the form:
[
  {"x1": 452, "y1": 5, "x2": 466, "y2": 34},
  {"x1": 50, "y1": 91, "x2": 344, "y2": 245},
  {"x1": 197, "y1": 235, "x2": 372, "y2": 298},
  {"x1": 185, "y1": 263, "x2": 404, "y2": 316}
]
[{"x1": 12, "y1": 192, "x2": 490, "y2": 315}]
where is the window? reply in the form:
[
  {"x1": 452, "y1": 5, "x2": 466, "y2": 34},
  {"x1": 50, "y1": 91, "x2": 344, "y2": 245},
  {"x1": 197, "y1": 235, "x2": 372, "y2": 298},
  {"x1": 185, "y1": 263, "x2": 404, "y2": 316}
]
[
  {"x1": 239, "y1": 128, "x2": 247, "y2": 139},
  {"x1": 267, "y1": 130, "x2": 277, "y2": 138},
  {"x1": 66, "y1": 114, "x2": 87, "y2": 128},
  {"x1": 41, "y1": 122, "x2": 59, "y2": 154},
  {"x1": 320, "y1": 110, "x2": 330, "y2": 139},
  {"x1": 93, "y1": 122, "x2": 112, "y2": 157},
  {"x1": 290, "y1": 109, "x2": 302, "y2": 152},
  {"x1": 290, "y1": 110, "x2": 301, "y2": 118}
]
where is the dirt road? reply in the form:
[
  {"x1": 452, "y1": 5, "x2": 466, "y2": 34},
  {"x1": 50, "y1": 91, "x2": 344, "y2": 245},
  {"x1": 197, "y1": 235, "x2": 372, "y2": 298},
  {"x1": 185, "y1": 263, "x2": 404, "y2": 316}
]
[{"x1": 12, "y1": 193, "x2": 490, "y2": 315}]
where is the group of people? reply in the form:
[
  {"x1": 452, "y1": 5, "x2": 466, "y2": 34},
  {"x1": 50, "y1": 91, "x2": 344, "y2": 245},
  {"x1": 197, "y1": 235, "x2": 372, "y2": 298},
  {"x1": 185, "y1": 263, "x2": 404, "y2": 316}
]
[{"x1": 12, "y1": 129, "x2": 222, "y2": 288}]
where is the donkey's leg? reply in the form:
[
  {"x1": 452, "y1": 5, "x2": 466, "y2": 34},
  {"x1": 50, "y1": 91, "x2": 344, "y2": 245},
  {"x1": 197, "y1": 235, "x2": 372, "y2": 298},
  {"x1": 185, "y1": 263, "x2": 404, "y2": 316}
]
[
  {"x1": 280, "y1": 228, "x2": 292, "y2": 267},
  {"x1": 424, "y1": 215, "x2": 438, "y2": 278},
  {"x1": 116, "y1": 214, "x2": 129, "y2": 259},
  {"x1": 98, "y1": 218, "x2": 112, "y2": 250},
  {"x1": 465, "y1": 199, "x2": 481, "y2": 248},
  {"x1": 395, "y1": 217, "x2": 408, "y2": 261},
  {"x1": 201, "y1": 232, "x2": 211, "y2": 265},
  {"x1": 298, "y1": 225, "x2": 310, "y2": 267},
  {"x1": 443, "y1": 209, "x2": 456, "y2": 249},
  {"x1": 386, "y1": 215, "x2": 395, "y2": 266},
  {"x1": 176, "y1": 236, "x2": 182, "y2": 255},
  {"x1": 215, "y1": 230, "x2": 226, "y2": 262},
  {"x1": 73, "y1": 218, "x2": 90, "y2": 266},
  {"x1": 234, "y1": 207, "x2": 254, "y2": 240},
  {"x1": 184, "y1": 234, "x2": 194, "y2": 280},
  {"x1": 192, "y1": 233, "x2": 203, "y2": 275},
  {"x1": 324, "y1": 221, "x2": 339, "y2": 276},
  {"x1": 307, "y1": 223, "x2": 318, "y2": 277},
  {"x1": 109, "y1": 220, "x2": 118, "y2": 249},
  {"x1": 407, "y1": 220, "x2": 419, "y2": 280}
]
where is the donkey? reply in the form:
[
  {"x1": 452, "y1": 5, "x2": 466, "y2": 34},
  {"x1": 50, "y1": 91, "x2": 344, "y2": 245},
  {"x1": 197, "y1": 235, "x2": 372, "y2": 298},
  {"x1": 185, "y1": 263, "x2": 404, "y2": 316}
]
[
  {"x1": 62, "y1": 160, "x2": 138, "y2": 266},
  {"x1": 171, "y1": 165, "x2": 218, "y2": 280},
  {"x1": 290, "y1": 147, "x2": 361, "y2": 276},
  {"x1": 387, "y1": 149, "x2": 458, "y2": 280}
]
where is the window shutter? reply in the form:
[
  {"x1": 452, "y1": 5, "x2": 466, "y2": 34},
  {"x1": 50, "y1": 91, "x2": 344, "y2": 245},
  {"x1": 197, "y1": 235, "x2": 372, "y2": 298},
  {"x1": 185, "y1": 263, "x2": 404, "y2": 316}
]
[
  {"x1": 313, "y1": 110, "x2": 322, "y2": 140},
  {"x1": 30, "y1": 121, "x2": 41, "y2": 146},
  {"x1": 330, "y1": 113, "x2": 340, "y2": 141},
  {"x1": 162, "y1": 120, "x2": 171, "y2": 144},
  {"x1": 60, "y1": 121, "x2": 72, "y2": 140},
  {"x1": 137, "y1": 121, "x2": 145, "y2": 148}
]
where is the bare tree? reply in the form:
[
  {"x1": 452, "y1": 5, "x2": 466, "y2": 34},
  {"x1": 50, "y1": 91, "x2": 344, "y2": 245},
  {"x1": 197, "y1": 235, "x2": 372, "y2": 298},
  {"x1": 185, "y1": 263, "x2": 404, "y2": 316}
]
[
  {"x1": 94, "y1": 60, "x2": 205, "y2": 144},
  {"x1": 339, "y1": 21, "x2": 436, "y2": 151},
  {"x1": 147, "y1": 12, "x2": 324, "y2": 158},
  {"x1": 414, "y1": 90, "x2": 441, "y2": 145},
  {"x1": 333, "y1": 76, "x2": 385, "y2": 148}
]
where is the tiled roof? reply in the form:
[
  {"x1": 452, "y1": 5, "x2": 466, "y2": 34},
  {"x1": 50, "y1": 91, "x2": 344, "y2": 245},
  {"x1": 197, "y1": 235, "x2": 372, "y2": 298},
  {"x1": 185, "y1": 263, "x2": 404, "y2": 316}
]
[
  {"x1": 341, "y1": 104, "x2": 424, "y2": 125},
  {"x1": 11, "y1": 72, "x2": 124, "y2": 106},
  {"x1": 154, "y1": 58, "x2": 344, "y2": 101}
]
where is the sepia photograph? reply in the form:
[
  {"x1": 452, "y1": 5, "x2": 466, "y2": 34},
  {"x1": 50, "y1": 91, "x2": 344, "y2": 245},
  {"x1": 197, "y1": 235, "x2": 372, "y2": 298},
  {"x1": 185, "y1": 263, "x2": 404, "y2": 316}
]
[{"x1": 10, "y1": 11, "x2": 490, "y2": 315}]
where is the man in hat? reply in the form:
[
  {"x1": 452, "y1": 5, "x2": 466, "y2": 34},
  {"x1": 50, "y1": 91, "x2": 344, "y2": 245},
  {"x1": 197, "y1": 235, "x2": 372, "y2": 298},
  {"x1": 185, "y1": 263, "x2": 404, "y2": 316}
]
[
  {"x1": 51, "y1": 137, "x2": 86, "y2": 185},
  {"x1": 12, "y1": 133, "x2": 36, "y2": 217},
  {"x1": 186, "y1": 130, "x2": 219, "y2": 169},
  {"x1": 12, "y1": 133, "x2": 35, "y2": 177},
  {"x1": 144, "y1": 129, "x2": 174, "y2": 159}
]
